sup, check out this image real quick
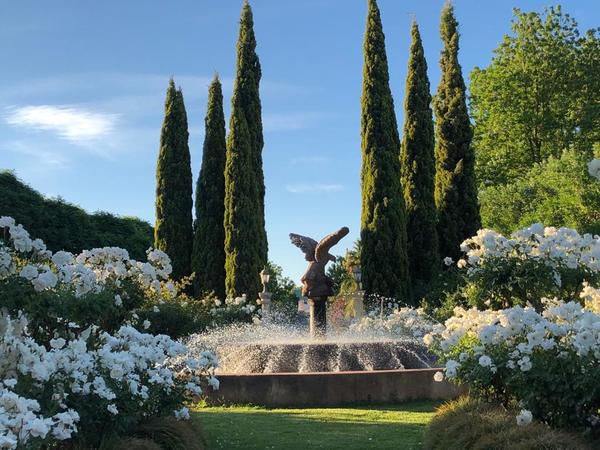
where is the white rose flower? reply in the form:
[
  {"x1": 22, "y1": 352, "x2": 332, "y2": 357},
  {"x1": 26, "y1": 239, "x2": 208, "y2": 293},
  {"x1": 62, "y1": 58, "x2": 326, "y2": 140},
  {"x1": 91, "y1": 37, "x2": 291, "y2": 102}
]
[
  {"x1": 0, "y1": 216, "x2": 16, "y2": 228},
  {"x1": 516, "y1": 409, "x2": 533, "y2": 426},
  {"x1": 19, "y1": 265, "x2": 39, "y2": 280},
  {"x1": 433, "y1": 371, "x2": 444, "y2": 382},
  {"x1": 588, "y1": 159, "x2": 600, "y2": 180},
  {"x1": 174, "y1": 407, "x2": 190, "y2": 421},
  {"x1": 3, "y1": 378, "x2": 18, "y2": 388},
  {"x1": 443, "y1": 257, "x2": 453, "y2": 266},
  {"x1": 52, "y1": 251, "x2": 74, "y2": 267},
  {"x1": 32, "y1": 270, "x2": 58, "y2": 292},
  {"x1": 50, "y1": 338, "x2": 66, "y2": 349},
  {"x1": 208, "y1": 376, "x2": 220, "y2": 390},
  {"x1": 23, "y1": 417, "x2": 51, "y2": 438},
  {"x1": 478, "y1": 355, "x2": 492, "y2": 367},
  {"x1": 457, "y1": 259, "x2": 467, "y2": 269}
]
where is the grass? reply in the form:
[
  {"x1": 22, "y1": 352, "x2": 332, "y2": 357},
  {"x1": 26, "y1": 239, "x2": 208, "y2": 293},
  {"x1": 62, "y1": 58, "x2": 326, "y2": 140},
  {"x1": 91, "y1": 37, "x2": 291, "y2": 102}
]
[{"x1": 193, "y1": 401, "x2": 441, "y2": 450}]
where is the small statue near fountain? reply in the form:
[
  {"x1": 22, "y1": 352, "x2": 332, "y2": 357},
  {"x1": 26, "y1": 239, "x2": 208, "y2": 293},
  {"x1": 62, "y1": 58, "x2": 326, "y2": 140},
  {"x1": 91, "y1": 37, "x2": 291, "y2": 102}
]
[{"x1": 289, "y1": 226, "x2": 349, "y2": 337}]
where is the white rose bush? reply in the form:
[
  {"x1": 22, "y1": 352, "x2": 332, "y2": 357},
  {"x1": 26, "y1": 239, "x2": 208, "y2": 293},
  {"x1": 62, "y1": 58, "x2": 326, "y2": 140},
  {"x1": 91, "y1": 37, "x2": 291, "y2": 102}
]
[
  {"x1": 424, "y1": 223, "x2": 600, "y2": 434},
  {"x1": 455, "y1": 224, "x2": 600, "y2": 311},
  {"x1": 0, "y1": 217, "x2": 218, "y2": 448},
  {"x1": 349, "y1": 305, "x2": 442, "y2": 340}
]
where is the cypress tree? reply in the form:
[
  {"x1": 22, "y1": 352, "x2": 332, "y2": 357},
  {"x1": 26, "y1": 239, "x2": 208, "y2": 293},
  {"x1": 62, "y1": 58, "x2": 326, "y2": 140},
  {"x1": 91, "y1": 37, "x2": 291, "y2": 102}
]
[
  {"x1": 192, "y1": 75, "x2": 226, "y2": 299},
  {"x1": 401, "y1": 20, "x2": 439, "y2": 296},
  {"x1": 360, "y1": 0, "x2": 411, "y2": 302},
  {"x1": 434, "y1": 2, "x2": 480, "y2": 261},
  {"x1": 154, "y1": 79, "x2": 193, "y2": 279},
  {"x1": 224, "y1": 0, "x2": 267, "y2": 300}
]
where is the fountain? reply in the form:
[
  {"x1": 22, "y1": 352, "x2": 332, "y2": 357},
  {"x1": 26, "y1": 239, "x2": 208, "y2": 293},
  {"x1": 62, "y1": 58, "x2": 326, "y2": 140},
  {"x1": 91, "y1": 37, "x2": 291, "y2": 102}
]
[{"x1": 186, "y1": 227, "x2": 464, "y2": 406}]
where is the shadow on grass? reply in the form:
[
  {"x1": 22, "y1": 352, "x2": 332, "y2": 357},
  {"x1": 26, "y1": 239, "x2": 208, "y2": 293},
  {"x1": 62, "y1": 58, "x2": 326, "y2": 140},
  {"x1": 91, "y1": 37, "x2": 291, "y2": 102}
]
[{"x1": 194, "y1": 401, "x2": 440, "y2": 450}]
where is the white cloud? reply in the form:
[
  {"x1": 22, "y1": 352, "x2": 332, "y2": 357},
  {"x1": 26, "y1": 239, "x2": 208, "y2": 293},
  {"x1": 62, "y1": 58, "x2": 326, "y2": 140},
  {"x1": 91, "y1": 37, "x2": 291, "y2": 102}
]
[
  {"x1": 285, "y1": 183, "x2": 344, "y2": 193},
  {"x1": 5, "y1": 105, "x2": 118, "y2": 144}
]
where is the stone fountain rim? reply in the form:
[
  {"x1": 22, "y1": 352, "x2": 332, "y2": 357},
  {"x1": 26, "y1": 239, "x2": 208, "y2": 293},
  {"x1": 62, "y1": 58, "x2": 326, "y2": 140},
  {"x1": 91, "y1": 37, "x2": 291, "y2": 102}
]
[
  {"x1": 216, "y1": 337, "x2": 425, "y2": 345},
  {"x1": 215, "y1": 367, "x2": 443, "y2": 377}
]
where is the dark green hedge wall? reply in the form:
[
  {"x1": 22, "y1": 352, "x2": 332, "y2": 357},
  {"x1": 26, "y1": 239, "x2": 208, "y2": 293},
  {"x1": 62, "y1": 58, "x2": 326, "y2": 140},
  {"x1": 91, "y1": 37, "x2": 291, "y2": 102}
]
[{"x1": 0, "y1": 171, "x2": 153, "y2": 260}]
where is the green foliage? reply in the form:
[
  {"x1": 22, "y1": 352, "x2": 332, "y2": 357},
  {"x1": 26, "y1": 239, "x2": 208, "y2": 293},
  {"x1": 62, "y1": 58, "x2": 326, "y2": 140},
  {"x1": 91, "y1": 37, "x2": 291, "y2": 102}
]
[
  {"x1": 224, "y1": 1, "x2": 267, "y2": 301},
  {"x1": 192, "y1": 76, "x2": 227, "y2": 299},
  {"x1": 401, "y1": 21, "x2": 439, "y2": 296},
  {"x1": 480, "y1": 150, "x2": 600, "y2": 236},
  {"x1": 326, "y1": 240, "x2": 362, "y2": 296},
  {"x1": 360, "y1": 0, "x2": 411, "y2": 303},
  {"x1": 155, "y1": 79, "x2": 193, "y2": 280},
  {"x1": 0, "y1": 275, "x2": 145, "y2": 346},
  {"x1": 0, "y1": 171, "x2": 152, "y2": 260},
  {"x1": 434, "y1": 3, "x2": 480, "y2": 261},
  {"x1": 263, "y1": 261, "x2": 298, "y2": 319},
  {"x1": 424, "y1": 396, "x2": 595, "y2": 450},
  {"x1": 470, "y1": 6, "x2": 600, "y2": 187},
  {"x1": 421, "y1": 265, "x2": 468, "y2": 322}
]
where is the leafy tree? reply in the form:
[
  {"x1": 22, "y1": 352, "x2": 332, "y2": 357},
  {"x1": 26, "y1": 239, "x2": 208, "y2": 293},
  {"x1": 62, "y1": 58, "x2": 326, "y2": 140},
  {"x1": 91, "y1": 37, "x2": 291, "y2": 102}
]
[
  {"x1": 327, "y1": 240, "x2": 362, "y2": 296},
  {"x1": 192, "y1": 75, "x2": 227, "y2": 299},
  {"x1": 0, "y1": 171, "x2": 153, "y2": 260},
  {"x1": 155, "y1": 79, "x2": 193, "y2": 279},
  {"x1": 470, "y1": 6, "x2": 600, "y2": 187},
  {"x1": 224, "y1": 1, "x2": 267, "y2": 300},
  {"x1": 434, "y1": 2, "x2": 480, "y2": 261},
  {"x1": 265, "y1": 261, "x2": 298, "y2": 319},
  {"x1": 400, "y1": 20, "x2": 439, "y2": 296},
  {"x1": 360, "y1": 0, "x2": 411, "y2": 303},
  {"x1": 480, "y1": 149, "x2": 600, "y2": 236}
]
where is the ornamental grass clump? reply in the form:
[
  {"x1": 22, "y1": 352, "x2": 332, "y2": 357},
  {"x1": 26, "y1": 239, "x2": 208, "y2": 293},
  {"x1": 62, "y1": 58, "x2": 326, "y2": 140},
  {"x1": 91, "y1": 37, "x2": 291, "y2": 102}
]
[
  {"x1": 424, "y1": 396, "x2": 594, "y2": 450},
  {"x1": 0, "y1": 216, "x2": 218, "y2": 449},
  {"x1": 425, "y1": 300, "x2": 600, "y2": 432}
]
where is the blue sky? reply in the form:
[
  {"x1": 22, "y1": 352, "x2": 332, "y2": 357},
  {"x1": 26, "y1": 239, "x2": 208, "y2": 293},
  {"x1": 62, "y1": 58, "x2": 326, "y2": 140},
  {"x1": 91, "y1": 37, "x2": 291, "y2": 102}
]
[{"x1": 0, "y1": 0, "x2": 598, "y2": 283}]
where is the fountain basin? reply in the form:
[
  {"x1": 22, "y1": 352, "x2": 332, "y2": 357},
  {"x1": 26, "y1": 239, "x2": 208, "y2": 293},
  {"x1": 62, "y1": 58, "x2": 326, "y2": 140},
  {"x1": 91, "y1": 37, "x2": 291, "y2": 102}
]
[
  {"x1": 217, "y1": 340, "x2": 433, "y2": 373},
  {"x1": 205, "y1": 368, "x2": 465, "y2": 407}
]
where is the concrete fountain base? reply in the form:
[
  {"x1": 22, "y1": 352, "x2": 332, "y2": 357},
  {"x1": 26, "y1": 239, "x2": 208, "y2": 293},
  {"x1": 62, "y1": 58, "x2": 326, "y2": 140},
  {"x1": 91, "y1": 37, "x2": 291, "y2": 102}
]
[{"x1": 206, "y1": 368, "x2": 465, "y2": 407}]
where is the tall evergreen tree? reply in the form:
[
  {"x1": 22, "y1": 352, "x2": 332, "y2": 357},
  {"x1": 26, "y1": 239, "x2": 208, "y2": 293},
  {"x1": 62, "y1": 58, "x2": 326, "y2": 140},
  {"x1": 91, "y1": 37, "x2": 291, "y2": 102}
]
[
  {"x1": 155, "y1": 79, "x2": 193, "y2": 279},
  {"x1": 192, "y1": 75, "x2": 226, "y2": 299},
  {"x1": 434, "y1": 2, "x2": 480, "y2": 261},
  {"x1": 401, "y1": 21, "x2": 439, "y2": 295},
  {"x1": 224, "y1": 0, "x2": 267, "y2": 300},
  {"x1": 360, "y1": 0, "x2": 411, "y2": 302}
]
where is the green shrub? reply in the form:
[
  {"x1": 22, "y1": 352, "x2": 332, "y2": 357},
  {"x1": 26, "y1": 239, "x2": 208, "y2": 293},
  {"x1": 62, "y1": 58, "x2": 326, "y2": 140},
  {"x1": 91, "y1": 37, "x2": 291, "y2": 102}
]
[{"x1": 424, "y1": 397, "x2": 595, "y2": 450}]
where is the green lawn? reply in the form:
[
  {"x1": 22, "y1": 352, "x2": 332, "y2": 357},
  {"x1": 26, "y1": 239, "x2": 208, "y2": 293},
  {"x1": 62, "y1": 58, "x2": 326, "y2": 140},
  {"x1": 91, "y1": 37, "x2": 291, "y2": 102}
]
[{"x1": 193, "y1": 401, "x2": 440, "y2": 450}]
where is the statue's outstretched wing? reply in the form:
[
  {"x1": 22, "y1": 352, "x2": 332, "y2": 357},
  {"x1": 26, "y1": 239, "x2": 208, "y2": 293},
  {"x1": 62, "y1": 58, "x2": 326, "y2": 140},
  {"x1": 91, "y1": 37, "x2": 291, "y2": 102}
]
[
  {"x1": 315, "y1": 227, "x2": 349, "y2": 263},
  {"x1": 289, "y1": 233, "x2": 318, "y2": 262}
]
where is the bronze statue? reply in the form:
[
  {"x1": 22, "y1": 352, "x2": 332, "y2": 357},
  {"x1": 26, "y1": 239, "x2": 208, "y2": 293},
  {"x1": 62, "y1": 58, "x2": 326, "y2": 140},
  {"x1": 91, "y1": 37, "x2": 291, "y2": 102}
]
[{"x1": 290, "y1": 227, "x2": 349, "y2": 337}]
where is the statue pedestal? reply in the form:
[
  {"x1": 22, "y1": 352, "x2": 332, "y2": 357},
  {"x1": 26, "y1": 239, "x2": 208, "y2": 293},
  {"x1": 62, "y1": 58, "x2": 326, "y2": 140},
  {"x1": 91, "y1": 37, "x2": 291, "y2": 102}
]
[
  {"x1": 309, "y1": 296, "x2": 327, "y2": 338},
  {"x1": 259, "y1": 292, "x2": 272, "y2": 318}
]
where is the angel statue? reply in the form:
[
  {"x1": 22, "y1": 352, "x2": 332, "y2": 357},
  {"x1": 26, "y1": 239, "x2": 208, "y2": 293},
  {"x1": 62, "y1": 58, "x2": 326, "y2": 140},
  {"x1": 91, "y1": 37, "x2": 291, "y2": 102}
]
[{"x1": 289, "y1": 226, "x2": 350, "y2": 298}]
